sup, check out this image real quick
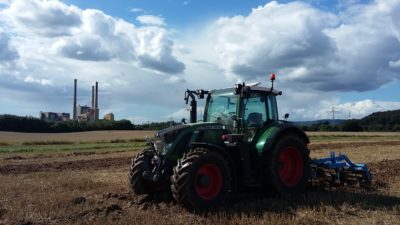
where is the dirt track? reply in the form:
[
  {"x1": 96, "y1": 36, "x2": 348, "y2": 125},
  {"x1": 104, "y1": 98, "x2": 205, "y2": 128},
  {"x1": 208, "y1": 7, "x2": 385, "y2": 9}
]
[{"x1": 0, "y1": 157, "x2": 131, "y2": 175}]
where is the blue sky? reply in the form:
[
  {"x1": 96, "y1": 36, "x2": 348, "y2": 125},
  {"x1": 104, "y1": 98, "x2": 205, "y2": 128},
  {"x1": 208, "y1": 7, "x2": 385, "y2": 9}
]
[{"x1": 0, "y1": 0, "x2": 399, "y2": 123}]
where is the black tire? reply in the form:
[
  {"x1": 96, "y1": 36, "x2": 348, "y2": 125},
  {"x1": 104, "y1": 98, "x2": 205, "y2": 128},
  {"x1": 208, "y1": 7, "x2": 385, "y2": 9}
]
[
  {"x1": 128, "y1": 149, "x2": 159, "y2": 195},
  {"x1": 265, "y1": 134, "x2": 310, "y2": 195},
  {"x1": 171, "y1": 148, "x2": 231, "y2": 211}
]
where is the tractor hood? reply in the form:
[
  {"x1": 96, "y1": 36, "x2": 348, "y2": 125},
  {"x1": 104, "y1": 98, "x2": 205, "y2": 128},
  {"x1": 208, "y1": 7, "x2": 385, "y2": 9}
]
[{"x1": 153, "y1": 122, "x2": 224, "y2": 154}]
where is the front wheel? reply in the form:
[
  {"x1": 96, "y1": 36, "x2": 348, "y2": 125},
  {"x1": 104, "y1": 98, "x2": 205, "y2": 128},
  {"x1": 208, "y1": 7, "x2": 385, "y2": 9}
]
[
  {"x1": 171, "y1": 148, "x2": 231, "y2": 211},
  {"x1": 128, "y1": 149, "x2": 168, "y2": 195},
  {"x1": 265, "y1": 135, "x2": 310, "y2": 195}
]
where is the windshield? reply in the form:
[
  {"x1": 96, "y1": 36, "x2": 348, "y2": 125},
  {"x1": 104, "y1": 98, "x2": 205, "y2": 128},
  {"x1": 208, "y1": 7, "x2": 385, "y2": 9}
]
[{"x1": 205, "y1": 90, "x2": 237, "y2": 128}]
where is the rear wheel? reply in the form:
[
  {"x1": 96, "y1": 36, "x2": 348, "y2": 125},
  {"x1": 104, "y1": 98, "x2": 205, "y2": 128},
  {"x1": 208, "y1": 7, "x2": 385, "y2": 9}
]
[
  {"x1": 171, "y1": 148, "x2": 231, "y2": 211},
  {"x1": 265, "y1": 135, "x2": 310, "y2": 195}
]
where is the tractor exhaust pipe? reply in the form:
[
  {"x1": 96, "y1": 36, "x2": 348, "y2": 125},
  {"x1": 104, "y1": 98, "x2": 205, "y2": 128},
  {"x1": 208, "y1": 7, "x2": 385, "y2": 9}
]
[
  {"x1": 185, "y1": 90, "x2": 197, "y2": 123},
  {"x1": 190, "y1": 99, "x2": 197, "y2": 123}
]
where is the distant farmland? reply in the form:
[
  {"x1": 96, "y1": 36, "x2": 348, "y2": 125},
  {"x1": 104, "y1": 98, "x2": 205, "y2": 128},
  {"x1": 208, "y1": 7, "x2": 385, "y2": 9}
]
[{"x1": 0, "y1": 130, "x2": 155, "y2": 144}]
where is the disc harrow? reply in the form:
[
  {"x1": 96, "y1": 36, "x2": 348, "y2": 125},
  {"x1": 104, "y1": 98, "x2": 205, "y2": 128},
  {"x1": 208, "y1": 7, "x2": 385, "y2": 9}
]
[{"x1": 311, "y1": 152, "x2": 372, "y2": 188}]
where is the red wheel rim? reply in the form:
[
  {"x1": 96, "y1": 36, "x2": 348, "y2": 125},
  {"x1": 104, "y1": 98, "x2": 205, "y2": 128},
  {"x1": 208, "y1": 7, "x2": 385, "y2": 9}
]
[
  {"x1": 195, "y1": 164, "x2": 222, "y2": 200},
  {"x1": 278, "y1": 146, "x2": 304, "y2": 186}
]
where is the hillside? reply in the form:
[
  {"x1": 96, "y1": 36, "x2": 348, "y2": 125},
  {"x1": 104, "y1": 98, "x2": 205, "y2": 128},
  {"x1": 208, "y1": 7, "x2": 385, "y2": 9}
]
[{"x1": 360, "y1": 109, "x2": 400, "y2": 131}]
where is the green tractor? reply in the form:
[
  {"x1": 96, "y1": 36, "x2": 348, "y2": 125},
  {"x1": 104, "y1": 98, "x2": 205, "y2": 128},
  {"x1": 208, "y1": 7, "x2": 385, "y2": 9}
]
[{"x1": 129, "y1": 74, "x2": 310, "y2": 211}]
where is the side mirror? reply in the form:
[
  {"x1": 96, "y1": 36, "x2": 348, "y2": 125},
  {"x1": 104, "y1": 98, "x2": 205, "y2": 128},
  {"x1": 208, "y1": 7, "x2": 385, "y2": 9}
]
[
  {"x1": 242, "y1": 86, "x2": 251, "y2": 98},
  {"x1": 284, "y1": 113, "x2": 289, "y2": 120},
  {"x1": 234, "y1": 83, "x2": 243, "y2": 95},
  {"x1": 181, "y1": 118, "x2": 187, "y2": 124}
]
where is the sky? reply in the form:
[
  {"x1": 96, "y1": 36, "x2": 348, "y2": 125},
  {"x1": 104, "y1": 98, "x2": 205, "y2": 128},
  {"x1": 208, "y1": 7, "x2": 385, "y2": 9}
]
[{"x1": 0, "y1": 0, "x2": 399, "y2": 124}]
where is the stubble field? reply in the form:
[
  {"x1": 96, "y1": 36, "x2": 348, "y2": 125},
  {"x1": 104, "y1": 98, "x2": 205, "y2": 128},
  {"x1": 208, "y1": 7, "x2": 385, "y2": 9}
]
[{"x1": 0, "y1": 131, "x2": 399, "y2": 225}]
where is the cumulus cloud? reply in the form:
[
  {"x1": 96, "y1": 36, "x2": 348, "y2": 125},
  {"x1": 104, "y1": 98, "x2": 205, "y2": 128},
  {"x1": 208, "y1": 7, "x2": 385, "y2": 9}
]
[
  {"x1": 333, "y1": 99, "x2": 400, "y2": 119},
  {"x1": 0, "y1": 32, "x2": 18, "y2": 61},
  {"x1": 1, "y1": 0, "x2": 185, "y2": 73},
  {"x1": 130, "y1": 8, "x2": 144, "y2": 13},
  {"x1": 52, "y1": 35, "x2": 112, "y2": 61},
  {"x1": 278, "y1": 91, "x2": 400, "y2": 121},
  {"x1": 2, "y1": 0, "x2": 81, "y2": 36},
  {"x1": 212, "y1": 0, "x2": 400, "y2": 92},
  {"x1": 24, "y1": 76, "x2": 53, "y2": 86},
  {"x1": 136, "y1": 15, "x2": 166, "y2": 27},
  {"x1": 214, "y1": 1, "x2": 337, "y2": 80},
  {"x1": 137, "y1": 28, "x2": 185, "y2": 74}
]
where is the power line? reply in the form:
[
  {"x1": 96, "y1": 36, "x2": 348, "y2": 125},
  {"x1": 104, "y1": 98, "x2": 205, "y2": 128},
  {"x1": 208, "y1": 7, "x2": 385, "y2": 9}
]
[{"x1": 328, "y1": 105, "x2": 340, "y2": 121}]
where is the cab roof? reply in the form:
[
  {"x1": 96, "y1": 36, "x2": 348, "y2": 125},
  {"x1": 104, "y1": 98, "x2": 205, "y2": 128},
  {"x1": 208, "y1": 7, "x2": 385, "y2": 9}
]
[{"x1": 210, "y1": 86, "x2": 282, "y2": 96}]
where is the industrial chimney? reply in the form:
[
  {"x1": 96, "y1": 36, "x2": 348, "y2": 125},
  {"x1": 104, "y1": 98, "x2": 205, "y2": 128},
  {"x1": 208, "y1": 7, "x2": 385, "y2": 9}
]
[
  {"x1": 95, "y1": 81, "x2": 99, "y2": 120},
  {"x1": 91, "y1": 85, "x2": 95, "y2": 121},
  {"x1": 73, "y1": 79, "x2": 77, "y2": 120}
]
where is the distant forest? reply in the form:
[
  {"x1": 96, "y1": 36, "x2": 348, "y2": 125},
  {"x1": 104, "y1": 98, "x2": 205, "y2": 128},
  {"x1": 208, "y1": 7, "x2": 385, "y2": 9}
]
[
  {"x1": 301, "y1": 109, "x2": 400, "y2": 132},
  {"x1": 0, "y1": 114, "x2": 177, "y2": 133},
  {"x1": 0, "y1": 109, "x2": 399, "y2": 132}
]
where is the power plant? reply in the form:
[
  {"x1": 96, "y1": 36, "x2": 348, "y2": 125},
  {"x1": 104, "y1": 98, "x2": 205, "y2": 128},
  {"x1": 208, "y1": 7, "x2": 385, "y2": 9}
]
[
  {"x1": 73, "y1": 79, "x2": 100, "y2": 122},
  {"x1": 40, "y1": 79, "x2": 112, "y2": 122}
]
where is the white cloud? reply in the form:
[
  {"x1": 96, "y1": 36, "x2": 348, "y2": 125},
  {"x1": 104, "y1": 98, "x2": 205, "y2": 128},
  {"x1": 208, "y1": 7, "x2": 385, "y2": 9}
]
[
  {"x1": 165, "y1": 75, "x2": 185, "y2": 83},
  {"x1": 2, "y1": 0, "x2": 81, "y2": 36},
  {"x1": 24, "y1": 76, "x2": 53, "y2": 86},
  {"x1": 213, "y1": 1, "x2": 337, "y2": 81},
  {"x1": 211, "y1": 0, "x2": 400, "y2": 92},
  {"x1": 136, "y1": 15, "x2": 165, "y2": 27},
  {"x1": 0, "y1": 0, "x2": 186, "y2": 73},
  {"x1": 52, "y1": 35, "x2": 113, "y2": 61},
  {"x1": 0, "y1": 0, "x2": 10, "y2": 5},
  {"x1": 0, "y1": 32, "x2": 18, "y2": 61},
  {"x1": 334, "y1": 99, "x2": 400, "y2": 119},
  {"x1": 389, "y1": 60, "x2": 400, "y2": 68},
  {"x1": 130, "y1": 8, "x2": 144, "y2": 13}
]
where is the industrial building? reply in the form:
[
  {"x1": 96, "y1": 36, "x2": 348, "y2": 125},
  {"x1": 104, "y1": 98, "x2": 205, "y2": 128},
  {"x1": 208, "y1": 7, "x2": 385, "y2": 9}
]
[
  {"x1": 103, "y1": 113, "x2": 114, "y2": 121},
  {"x1": 73, "y1": 79, "x2": 100, "y2": 122},
  {"x1": 40, "y1": 112, "x2": 70, "y2": 122}
]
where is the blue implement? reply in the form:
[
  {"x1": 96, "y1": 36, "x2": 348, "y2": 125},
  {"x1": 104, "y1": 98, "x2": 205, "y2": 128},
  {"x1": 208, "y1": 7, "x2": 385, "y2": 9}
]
[{"x1": 311, "y1": 151, "x2": 372, "y2": 187}]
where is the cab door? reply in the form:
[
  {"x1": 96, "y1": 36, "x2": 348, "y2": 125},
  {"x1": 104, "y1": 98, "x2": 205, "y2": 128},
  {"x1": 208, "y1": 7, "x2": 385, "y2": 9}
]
[{"x1": 241, "y1": 94, "x2": 268, "y2": 141}]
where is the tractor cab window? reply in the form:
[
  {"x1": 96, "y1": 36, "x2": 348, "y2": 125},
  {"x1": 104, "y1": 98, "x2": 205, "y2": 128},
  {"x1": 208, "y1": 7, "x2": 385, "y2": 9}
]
[
  {"x1": 243, "y1": 95, "x2": 267, "y2": 129},
  {"x1": 267, "y1": 95, "x2": 278, "y2": 121},
  {"x1": 205, "y1": 91, "x2": 238, "y2": 130},
  {"x1": 243, "y1": 94, "x2": 277, "y2": 141}
]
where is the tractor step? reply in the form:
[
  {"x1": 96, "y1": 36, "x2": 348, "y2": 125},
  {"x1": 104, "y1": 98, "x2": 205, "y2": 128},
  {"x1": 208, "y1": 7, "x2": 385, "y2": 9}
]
[{"x1": 310, "y1": 152, "x2": 372, "y2": 188}]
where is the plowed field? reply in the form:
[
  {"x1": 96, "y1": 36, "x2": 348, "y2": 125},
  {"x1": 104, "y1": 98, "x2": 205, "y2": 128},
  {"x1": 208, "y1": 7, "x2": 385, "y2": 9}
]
[{"x1": 0, "y1": 131, "x2": 399, "y2": 225}]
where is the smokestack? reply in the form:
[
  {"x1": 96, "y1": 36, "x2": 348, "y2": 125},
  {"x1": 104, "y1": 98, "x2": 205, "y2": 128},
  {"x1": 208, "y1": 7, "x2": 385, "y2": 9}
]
[
  {"x1": 91, "y1": 85, "x2": 95, "y2": 121},
  {"x1": 73, "y1": 79, "x2": 77, "y2": 120},
  {"x1": 95, "y1": 81, "x2": 99, "y2": 120}
]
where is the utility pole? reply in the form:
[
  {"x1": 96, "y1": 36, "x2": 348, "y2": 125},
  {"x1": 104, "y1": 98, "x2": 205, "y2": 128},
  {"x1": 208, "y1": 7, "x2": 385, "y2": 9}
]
[{"x1": 329, "y1": 105, "x2": 340, "y2": 121}]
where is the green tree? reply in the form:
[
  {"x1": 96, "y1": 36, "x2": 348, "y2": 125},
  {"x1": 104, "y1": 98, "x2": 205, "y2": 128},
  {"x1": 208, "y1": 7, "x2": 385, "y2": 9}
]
[{"x1": 341, "y1": 120, "x2": 363, "y2": 132}]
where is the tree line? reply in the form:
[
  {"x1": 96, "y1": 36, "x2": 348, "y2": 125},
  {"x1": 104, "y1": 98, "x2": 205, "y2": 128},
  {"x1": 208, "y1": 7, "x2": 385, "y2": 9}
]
[
  {"x1": 301, "y1": 109, "x2": 400, "y2": 132},
  {"x1": 1, "y1": 109, "x2": 399, "y2": 132},
  {"x1": 0, "y1": 114, "x2": 176, "y2": 133}
]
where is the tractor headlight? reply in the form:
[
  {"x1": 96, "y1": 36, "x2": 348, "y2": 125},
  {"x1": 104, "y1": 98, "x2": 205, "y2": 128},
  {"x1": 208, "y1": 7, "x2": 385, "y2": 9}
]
[{"x1": 162, "y1": 143, "x2": 173, "y2": 155}]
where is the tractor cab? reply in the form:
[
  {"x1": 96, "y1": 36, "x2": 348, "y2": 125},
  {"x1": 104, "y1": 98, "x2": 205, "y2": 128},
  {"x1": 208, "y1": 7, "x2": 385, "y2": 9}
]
[
  {"x1": 203, "y1": 83, "x2": 281, "y2": 141},
  {"x1": 186, "y1": 74, "x2": 282, "y2": 142}
]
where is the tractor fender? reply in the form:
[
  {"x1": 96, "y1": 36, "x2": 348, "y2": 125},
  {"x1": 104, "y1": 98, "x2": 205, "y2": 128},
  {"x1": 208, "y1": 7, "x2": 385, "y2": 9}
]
[
  {"x1": 190, "y1": 142, "x2": 238, "y2": 191},
  {"x1": 256, "y1": 122, "x2": 309, "y2": 154}
]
